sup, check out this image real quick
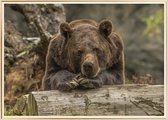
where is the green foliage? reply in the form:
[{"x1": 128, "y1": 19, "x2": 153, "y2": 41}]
[
  {"x1": 142, "y1": 9, "x2": 163, "y2": 38},
  {"x1": 16, "y1": 44, "x2": 34, "y2": 58},
  {"x1": 4, "y1": 110, "x2": 13, "y2": 116}
]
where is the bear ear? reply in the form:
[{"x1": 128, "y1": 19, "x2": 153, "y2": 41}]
[
  {"x1": 99, "y1": 19, "x2": 113, "y2": 37},
  {"x1": 60, "y1": 22, "x2": 72, "y2": 39}
]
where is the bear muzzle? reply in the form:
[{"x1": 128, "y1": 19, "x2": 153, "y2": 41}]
[{"x1": 81, "y1": 53, "x2": 100, "y2": 78}]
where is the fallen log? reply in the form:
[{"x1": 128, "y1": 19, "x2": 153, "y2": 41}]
[{"x1": 14, "y1": 84, "x2": 164, "y2": 116}]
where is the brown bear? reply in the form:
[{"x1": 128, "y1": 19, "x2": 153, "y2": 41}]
[{"x1": 42, "y1": 19, "x2": 125, "y2": 91}]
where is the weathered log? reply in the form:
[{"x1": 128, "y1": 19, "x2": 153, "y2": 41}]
[{"x1": 14, "y1": 84, "x2": 164, "y2": 116}]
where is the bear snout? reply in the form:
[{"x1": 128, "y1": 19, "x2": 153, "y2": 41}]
[
  {"x1": 81, "y1": 53, "x2": 100, "y2": 78},
  {"x1": 83, "y1": 62, "x2": 94, "y2": 76}
]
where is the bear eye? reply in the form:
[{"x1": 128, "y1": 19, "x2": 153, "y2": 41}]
[
  {"x1": 93, "y1": 48, "x2": 101, "y2": 53},
  {"x1": 77, "y1": 50, "x2": 83, "y2": 56},
  {"x1": 94, "y1": 48, "x2": 104, "y2": 57}
]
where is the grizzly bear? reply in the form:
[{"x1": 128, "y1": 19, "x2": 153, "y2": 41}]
[{"x1": 42, "y1": 19, "x2": 125, "y2": 91}]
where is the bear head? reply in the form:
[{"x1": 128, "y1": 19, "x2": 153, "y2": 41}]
[{"x1": 59, "y1": 19, "x2": 123, "y2": 78}]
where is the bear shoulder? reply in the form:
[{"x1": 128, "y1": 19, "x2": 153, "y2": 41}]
[
  {"x1": 49, "y1": 34, "x2": 64, "y2": 51},
  {"x1": 47, "y1": 34, "x2": 67, "y2": 67},
  {"x1": 110, "y1": 32, "x2": 124, "y2": 51}
]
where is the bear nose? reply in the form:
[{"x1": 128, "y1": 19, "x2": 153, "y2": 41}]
[{"x1": 83, "y1": 62, "x2": 93, "y2": 73}]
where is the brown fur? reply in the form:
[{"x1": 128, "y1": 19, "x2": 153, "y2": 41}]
[{"x1": 42, "y1": 19, "x2": 125, "y2": 91}]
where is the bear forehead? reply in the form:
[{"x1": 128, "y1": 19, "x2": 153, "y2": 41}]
[
  {"x1": 73, "y1": 25, "x2": 98, "y2": 35},
  {"x1": 70, "y1": 26, "x2": 102, "y2": 44},
  {"x1": 69, "y1": 19, "x2": 98, "y2": 29}
]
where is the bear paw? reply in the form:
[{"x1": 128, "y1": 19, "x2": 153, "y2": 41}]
[{"x1": 78, "y1": 78, "x2": 96, "y2": 89}]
